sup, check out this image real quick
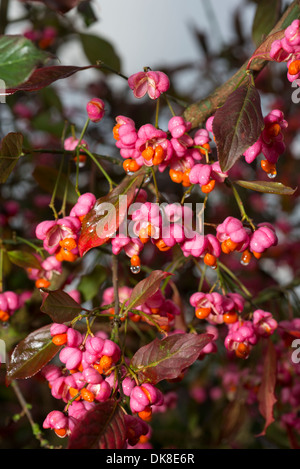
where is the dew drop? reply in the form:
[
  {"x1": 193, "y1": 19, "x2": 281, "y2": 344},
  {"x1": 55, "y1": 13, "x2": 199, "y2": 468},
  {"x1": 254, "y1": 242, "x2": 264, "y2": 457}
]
[
  {"x1": 240, "y1": 259, "x2": 249, "y2": 266},
  {"x1": 130, "y1": 265, "x2": 141, "y2": 274},
  {"x1": 267, "y1": 172, "x2": 277, "y2": 179}
]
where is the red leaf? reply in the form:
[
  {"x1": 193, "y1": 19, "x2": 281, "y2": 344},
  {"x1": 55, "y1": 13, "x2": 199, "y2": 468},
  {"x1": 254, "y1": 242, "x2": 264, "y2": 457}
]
[
  {"x1": 257, "y1": 340, "x2": 278, "y2": 436},
  {"x1": 4, "y1": 65, "x2": 98, "y2": 95},
  {"x1": 130, "y1": 332, "x2": 213, "y2": 384},
  {"x1": 78, "y1": 169, "x2": 146, "y2": 257},
  {"x1": 67, "y1": 400, "x2": 127, "y2": 449},
  {"x1": 5, "y1": 324, "x2": 60, "y2": 385}
]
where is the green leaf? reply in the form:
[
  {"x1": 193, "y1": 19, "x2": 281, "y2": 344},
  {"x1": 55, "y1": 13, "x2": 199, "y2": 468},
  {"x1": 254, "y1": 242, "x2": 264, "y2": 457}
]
[
  {"x1": 6, "y1": 324, "x2": 60, "y2": 384},
  {"x1": 0, "y1": 132, "x2": 24, "y2": 183},
  {"x1": 79, "y1": 33, "x2": 121, "y2": 72},
  {"x1": 32, "y1": 164, "x2": 78, "y2": 205},
  {"x1": 77, "y1": 265, "x2": 107, "y2": 301},
  {"x1": 213, "y1": 78, "x2": 264, "y2": 173},
  {"x1": 40, "y1": 288, "x2": 83, "y2": 322},
  {"x1": 0, "y1": 35, "x2": 49, "y2": 88},
  {"x1": 252, "y1": 0, "x2": 282, "y2": 47},
  {"x1": 235, "y1": 180, "x2": 297, "y2": 195},
  {"x1": 78, "y1": 1, "x2": 98, "y2": 27},
  {"x1": 7, "y1": 250, "x2": 41, "y2": 270}
]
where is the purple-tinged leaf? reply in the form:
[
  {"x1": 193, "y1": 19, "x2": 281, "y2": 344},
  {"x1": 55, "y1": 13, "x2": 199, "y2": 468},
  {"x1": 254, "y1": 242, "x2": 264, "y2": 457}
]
[
  {"x1": 247, "y1": 30, "x2": 285, "y2": 69},
  {"x1": 4, "y1": 65, "x2": 99, "y2": 95},
  {"x1": 67, "y1": 400, "x2": 127, "y2": 449},
  {"x1": 7, "y1": 250, "x2": 41, "y2": 270},
  {"x1": 124, "y1": 270, "x2": 172, "y2": 314},
  {"x1": 213, "y1": 79, "x2": 264, "y2": 173},
  {"x1": 0, "y1": 132, "x2": 24, "y2": 183},
  {"x1": 130, "y1": 332, "x2": 213, "y2": 384},
  {"x1": 219, "y1": 398, "x2": 247, "y2": 443},
  {"x1": 40, "y1": 289, "x2": 83, "y2": 323},
  {"x1": 6, "y1": 324, "x2": 59, "y2": 384},
  {"x1": 78, "y1": 168, "x2": 146, "y2": 257},
  {"x1": 32, "y1": 165, "x2": 78, "y2": 205},
  {"x1": 18, "y1": 0, "x2": 83, "y2": 14},
  {"x1": 235, "y1": 180, "x2": 297, "y2": 195},
  {"x1": 257, "y1": 340, "x2": 278, "y2": 436}
]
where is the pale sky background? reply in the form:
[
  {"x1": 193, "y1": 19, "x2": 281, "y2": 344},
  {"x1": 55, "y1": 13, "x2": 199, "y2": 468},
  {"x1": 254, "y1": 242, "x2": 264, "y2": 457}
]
[
  {"x1": 86, "y1": 0, "x2": 253, "y2": 74},
  {"x1": 7, "y1": 0, "x2": 256, "y2": 80}
]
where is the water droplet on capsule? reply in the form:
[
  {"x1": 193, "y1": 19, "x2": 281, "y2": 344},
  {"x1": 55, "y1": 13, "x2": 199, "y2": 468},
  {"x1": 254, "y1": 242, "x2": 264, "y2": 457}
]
[
  {"x1": 267, "y1": 172, "x2": 277, "y2": 179},
  {"x1": 130, "y1": 265, "x2": 141, "y2": 274},
  {"x1": 240, "y1": 259, "x2": 249, "y2": 266}
]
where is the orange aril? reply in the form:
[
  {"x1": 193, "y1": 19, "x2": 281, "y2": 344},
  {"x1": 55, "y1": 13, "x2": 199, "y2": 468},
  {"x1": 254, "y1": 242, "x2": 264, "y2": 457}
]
[
  {"x1": 241, "y1": 249, "x2": 252, "y2": 265},
  {"x1": 152, "y1": 145, "x2": 165, "y2": 165},
  {"x1": 195, "y1": 307, "x2": 211, "y2": 319},
  {"x1": 288, "y1": 59, "x2": 300, "y2": 75},
  {"x1": 129, "y1": 159, "x2": 141, "y2": 172},
  {"x1": 0, "y1": 310, "x2": 9, "y2": 322},
  {"x1": 155, "y1": 239, "x2": 171, "y2": 252},
  {"x1": 261, "y1": 159, "x2": 277, "y2": 176},
  {"x1": 199, "y1": 143, "x2": 211, "y2": 154},
  {"x1": 97, "y1": 355, "x2": 113, "y2": 374},
  {"x1": 138, "y1": 406, "x2": 152, "y2": 422},
  {"x1": 142, "y1": 147, "x2": 155, "y2": 161},
  {"x1": 169, "y1": 169, "x2": 183, "y2": 184},
  {"x1": 35, "y1": 278, "x2": 51, "y2": 289},
  {"x1": 52, "y1": 333, "x2": 68, "y2": 346},
  {"x1": 253, "y1": 251, "x2": 262, "y2": 259},
  {"x1": 235, "y1": 342, "x2": 250, "y2": 359},
  {"x1": 130, "y1": 255, "x2": 141, "y2": 267},
  {"x1": 201, "y1": 179, "x2": 215, "y2": 193},
  {"x1": 81, "y1": 388, "x2": 95, "y2": 402},
  {"x1": 68, "y1": 387, "x2": 81, "y2": 401},
  {"x1": 59, "y1": 237, "x2": 77, "y2": 251},
  {"x1": 113, "y1": 123, "x2": 121, "y2": 140},
  {"x1": 54, "y1": 428, "x2": 67, "y2": 438},
  {"x1": 223, "y1": 311, "x2": 238, "y2": 324},
  {"x1": 203, "y1": 252, "x2": 217, "y2": 267},
  {"x1": 61, "y1": 249, "x2": 78, "y2": 262},
  {"x1": 266, "y1": 122, "x2": 281, "y2": 137}
]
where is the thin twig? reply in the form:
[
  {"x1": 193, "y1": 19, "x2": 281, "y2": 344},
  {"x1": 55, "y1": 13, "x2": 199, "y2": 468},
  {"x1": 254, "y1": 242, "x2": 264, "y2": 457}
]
[{"x1": 11, "y1": 380, "x2": 55, "y2": 449}]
